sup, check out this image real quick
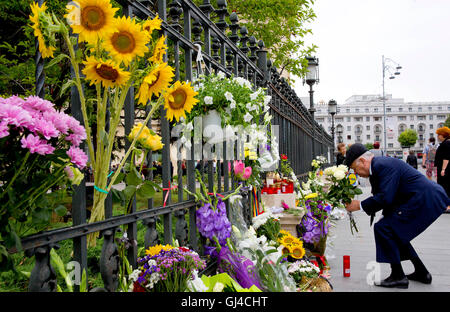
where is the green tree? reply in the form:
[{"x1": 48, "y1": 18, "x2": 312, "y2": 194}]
[
  {"x1": 444, "y1": 115, "x2": 450, "y2": 128},
  {"x1": 193, "y1": 0, "x2": 317, "y2": 81},
  {"x1": 364, "y1": 143, "x2": 374, "y2": 150},
  {"x1": 398, "y1": 129, "x2": 418, "y2": 148}
]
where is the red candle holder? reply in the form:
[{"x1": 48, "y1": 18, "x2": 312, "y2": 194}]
[{"x1": 343, "y1": 255, "x2": 350, "y2": 277}]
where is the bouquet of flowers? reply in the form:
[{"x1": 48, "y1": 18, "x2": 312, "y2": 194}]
[
  {"x1": 0, "y1": 95, "x2": 87, "y2": 262},
  {"x1": 129, "y1": 244, "x2": 206, "y2": 292},
  {"x1": 287, "y1": 259, "x2": 320, "y2": 286},
  {"x1": 297, "y1": 193, "x2": 331, "y2": 253},
  {"x1": 29, "y1": 1, "x2": 199, "y2": 246},
  {"x1": 311, "y1": 155, "x2": 327, "y2": 171},
  {"x1": 323, "y1": 165, "x2": 362, "y2": 234}
]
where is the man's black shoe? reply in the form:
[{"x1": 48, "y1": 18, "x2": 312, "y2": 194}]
[
  {"x1": 374, "y1": 276, "x2": 409, "y2": 289},
  {"x1": 407, "y1": 272, "x2": 432, "y2": 284}
]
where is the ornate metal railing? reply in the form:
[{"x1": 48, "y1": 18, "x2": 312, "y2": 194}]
[{"x1": 15, "y1": 0, "x2": 333, "y2": 292}]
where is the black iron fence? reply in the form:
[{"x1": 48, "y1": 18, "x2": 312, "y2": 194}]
[{"x1": 15, "y1": 0, "x2": 333, "y2": 292}]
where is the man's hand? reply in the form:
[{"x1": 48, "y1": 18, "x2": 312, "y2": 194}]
[{"x1": 345, "y1": 200, "x2": 361, "y2": 212}]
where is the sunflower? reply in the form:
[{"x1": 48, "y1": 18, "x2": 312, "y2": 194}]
[
  {"x1": 149, "y1": 35, "x2": 167, "y2": 64},
  {"x1": 104, "y1": 16, "x2": 149, "y2": 66},
  {"x1": 144, "y1": 244, "x2": 173, "y2": 257},
  {"x1": 29, "y1": 2, "x2": 56, "y2": 58},
  {"x1": 82, "y1": 56, "x2": 130, "y2": 88},
  {"x1": 280, "y1": 235, "x2": 295, "y2": 246},
  {"x1": 68, "y1": 0, "x2": 118, "y2": 44},
  {"x1": 289, "y1": 245, "x2": 306, "y2": 259},
  {"x1": 164, "y1": 81, "x2": 199, "y2": 122},
  {"x1": 279, "y1": 229, "x2": 290, "y2": 237},
  {"x1": 142, "y1": 15, "x2": 162, "y2": 35},
  {"x1": 136, "y1": 62, "x2": 174, "y2": 105}
]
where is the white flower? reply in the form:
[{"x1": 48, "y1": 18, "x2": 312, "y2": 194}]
[
  {"x1": 217, "y1": 71, "x2": 226, "y2": 79},
  {"x1": 243, "y1": 112, "x2": 253, "y2": 123},
  {"x1": 234, "y1": 77, "x2": 252, "y2": 89},
  {"x1": 204, "y1": 96, "x2": 213, "y2": 105},
  {"x1": 333, "y1": 169, "x2": 346, "y2": 180},
  {"x1": 128, "y1": 269, "x2": 141, "y2": 282},
  {"x1": 187, "y1": 270, "x2": 208, "y2": 292},
  {"x1": 229, "y1": 99, "x2": 236, "y2": 109},
  {"x1": 250, "y1": 91, "x2": 259, "y2": 101},
  {"x1": 246, "y1": 102, "x2": 254, "y2": 111},
  {"x1": 185, "y1": 122, "x2": 193, "y2": 131},
  {"x1": 224, "y1": 91, "x2": 233, "y2": 101},
  {"x1": 264, "y1": 95, "x2": 272, "y2": 106}
]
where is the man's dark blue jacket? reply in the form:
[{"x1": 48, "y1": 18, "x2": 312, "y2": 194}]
[{"x1": 361, "y1": 156, "x2": 450, "y2": 243}]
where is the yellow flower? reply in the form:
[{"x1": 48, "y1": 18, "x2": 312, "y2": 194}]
[
  {"x1": 142, "y1": 16, "x2": 162, "y2": 35},
  {"x1": 304, "y1": 193, "x2": 318, "y2": 200},
  {"x1": 279, "y1": 229, "x2": 290, "y2": 237},
  {"x1": 145, "y1": 244, "x2": 173, "y2": 257},
  {"x1": 164, "y1": 80, "x2": 199, "y2": 122},
  {"x1": 67, "y1": 0, "x2": 119, "y2": 44},
  {"x1": 289, "y1": 244, "x2": 306, "y2": 259},
  {"x1": 136, "y1": 62, "x2": 174, "y2": 105},
  {"x1": 29, "y1": 2, "x2": 56, "y2": 58},
  {"x1": 149, "y1": 35, "x2": 167, "y2": 64},
  {"x1": 82, "y1": 56, "x2": 130, "y2": 88},
  {"x1": 104, "y1": 16, "x2": 149, "y2": 66},
  {"x1": 128, "y1": 122, "x2": 151, "y2": 142},
  {"x1": 142, "y1": 133, "x2": 164, "y2": 151},
  {"x1": 280, "y1": 235, "x2": 295, "y2": 246}
]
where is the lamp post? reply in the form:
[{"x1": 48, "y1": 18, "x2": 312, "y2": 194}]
[
  {"x1": 382, "y1": 55, "x2": 402, "y2": 156},
  {"x1": 328, "y1": 99, "x2": 337, "y2": 164},
  {"x1": 304, "y1": 56, "x2": 319, "y2": 158}
]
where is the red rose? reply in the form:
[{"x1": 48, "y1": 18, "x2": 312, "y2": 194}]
[
  {"x1": 133, "y1": 281, "x2": 146, "y2": 292},
  {"x1": 281, "y1": 154, "x2": 288, "y2": 160}
]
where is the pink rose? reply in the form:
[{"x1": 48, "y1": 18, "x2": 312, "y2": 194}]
[
  {"x1": 233, "y1": 160, "x2": 245, "y2": 177},
  {"x1": 242, "y1": 166, "x2": 252, "y2": 180}
]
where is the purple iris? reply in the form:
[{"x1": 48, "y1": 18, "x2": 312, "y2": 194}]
[{"x1": 196, "y1": 198, "x2": 231, "y2": 246}]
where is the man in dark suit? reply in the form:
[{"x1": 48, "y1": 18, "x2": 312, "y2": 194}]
[{"x1": 344, "y1": 144, "x2": 450, "y2": 289}]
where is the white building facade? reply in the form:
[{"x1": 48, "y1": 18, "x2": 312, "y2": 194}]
[{"x1": 313, "y1": 94, "x2": 450, "y2": 157}]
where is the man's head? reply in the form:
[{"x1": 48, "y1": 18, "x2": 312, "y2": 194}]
[
  {"x1": 344, "y1": 143, "x2": 373, "y2": 177},
  {"x1": 373, "y1": 142, "x2": 380, "y2": 149}
]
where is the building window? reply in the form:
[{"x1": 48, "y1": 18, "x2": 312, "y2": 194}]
[
  {"x1": 399, "y1": 108, "x2": 403, "y2": 112},
  {"x1": 437, "y1": 115, "x2": 446, "y2": 120},
  {"x1": 347, "y1": 126, "x2": 351, "y2": 131},
  {"x1": 354, "y1": 117, "x2": 362, "y2": 122},
  {"x1": 336, "y1": 117, "x2": 343, "y2": 122},
  {"x1": 388, "y1": 143, "x2": 394, "y2": 148},
  {"x1": 316, "y1": 118, "x2": 324, "y2": 122},
  {"x1": 374, "y1": 117, "x2": 381, "y2": 121},
  {"x1": 428, "y1": 106, "x2": 433, "y2": 111},
  {"x1": 410, "y1": 116, "x2": 414, "y2": 121},
  {"x1": 408, "y1": 107, "x2": 413, "y2": 112},
  {"x1": 429, "y1": 115, "x2": 433, "y2": 120},
  {"x1": 410, "y1": 125, "x2": 414, "y2": 129},
  {"x1": 355, "y1": 108, "x2": 360, "y2": 113},
  {"x1": 420, "y1": 143, "x2": 423, "y2": 148},
  {"x1": 367, "y1": 135, "x2": 371, "y2": 140},
  {"x1": 346, "y1": 117, "x2": 351, "y2": 122},
  {"x1": 366, "y1": 125, "x2": 370, "y2": 130},
  {"x1": 419, "y1": 134, "x2": 424, "y2": 140},
  {"x1": 347, "y1": 135, "x2": 351, "y2": 140},
  {"x1": 374, "y1": 108, "x2": 378, "y2": 112},
  {"x1": 397, "y1": 116, "x2": 406, "y2": 121},
  {"x1": 366, "y1": 116, "x2": 370, "y2": 122},
  {"x1": 430, "y1": 124, "x2": 433, "y2": 129},
  {"x1": 430, "y1": 133, "x2": 434, "y2": 138},
  {"x1": 365, "y1": 108, "x2": 369, "y2": 113},
  {"x1": 438, "y1": 106, "x2": 442, "y2": 110},
  {"x1": 386, "y1": 108, "x2": 392, "y2": 112},
  {"x1": 418, "y1": 116, "x2": 426, "y2": 121},
  {"x1": 376, "y1": 135, "x2": 380, "y2": 141},
  {"x1": 346, "y1": 108, "x2": 350, "y2": 113},
  {"x1": 418, "y1": 107, "x2": 422, "y2": 112}
]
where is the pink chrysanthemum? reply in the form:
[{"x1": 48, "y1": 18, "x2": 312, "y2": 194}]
[
  {"x1": 23, "y1": 95, "x2": 55, "y2": 114},
  {"x1": 33, "y1": 117, "x2": 60, "y2": 140},
  {"x1": 0, "y1": 122, "x2": 9, "y2": 138},
  {"x1": 0, "y1": 101, "x2": 33, "y2": 128},
  {"x1": 20, "y1": 133, "x2": 55, "y2": 155},
  {"x1": 67, "y1": 146, "x2": 88, "y2": 169}
]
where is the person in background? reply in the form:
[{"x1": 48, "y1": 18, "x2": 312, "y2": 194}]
[
  {"x1": 336, "y1": 142, "x2": 346, "y2": 165},
  {"x1": 422, "y1": 137, "x2": 438, "y2": 180},
  {"x1": 369, "y1": 141, "x2": 384, "y2": 157},
  {"x1": 435, "y1": 127, "x2": 450, "y2": 212},
  {"x1": 406, "y1": 150, "x2": 418, "y2": 169}
]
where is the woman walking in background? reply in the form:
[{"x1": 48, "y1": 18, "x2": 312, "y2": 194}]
[
  {"x1": 407, "y1": 150, "x2": 418, "y2": 169},
  {"x1": 435, "y1": 126, "x2": 450, "y2": 212},
  {"x1": 336, "y1": 142, "x2": 346, "y2": 165},
  {"x1": 422, "y1": 137, "x2": 438, "y2": 180}
]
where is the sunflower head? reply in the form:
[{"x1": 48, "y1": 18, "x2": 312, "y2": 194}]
[
  {"x1": 289, "y1": 245, "x2": 305, "y2": 259},
  {"x1": 104, "y1": 16, "x2": 150, "y2": 66},
  {"x1": 136, "y1": 62, "x2": 174, "y2": 105},
  {"x1": 149, "y1": 35, "x2": 167, "y2": 64},
  {"x1": 142, "y1": 15, "x2": 162, "y2": 35},
  {"x1": 82, "y1": 56, "x2": 130, "y2": 88},
  {"x1": 29, "y1": 2, "x2": 56, "y2": 58},
  {"x1": 164, "y1": 81, "x2": 199, "y2": 122},
  {"x1": 68, "y1": 0, "x2": 119, "y2": 44},
  {"x1": 281, "y1": 235, "x2": 295, "y2": 246}
]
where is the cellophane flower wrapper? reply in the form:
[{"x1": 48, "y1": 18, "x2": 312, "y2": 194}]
[{"x1": 217, "y1": 246, "x2": 262, "y2": 290}]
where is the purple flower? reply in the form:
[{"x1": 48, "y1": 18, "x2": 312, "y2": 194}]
[
  {"x1": 23, "y1": 95, "x2": 55, "y2": 113},
  {"x1": 67, "y1": 146, "x2": 88, "y2": 169},
  {"x1": 20, "y1": 133, "x2": 54, "y2": 155}
]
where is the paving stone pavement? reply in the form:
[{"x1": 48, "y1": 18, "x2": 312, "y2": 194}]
[{"x1": 326, "y1": 169, "x2": 450, "y2": 292}]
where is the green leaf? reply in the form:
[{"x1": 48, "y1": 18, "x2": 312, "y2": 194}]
[
  {"x1": 100, "y1": 129, "x2": 109, "y2": 148},
  {"x1": 136, "y1": 181, "x2": 156, "y2": 200},
  {"x1": 126, "y1": 166, "x2": 143, "y2": 186},
  {"x1": 113, "y1": 172, "x2": 126, "y2": 185},
  {"x1": 123, "y1": 185, "x2": 137, "y2": 200},
  {"x1": 54, "y1": 205, "x2": 67, "y2": 217},
  {"x1": 80, "y1": 268, "x2": 87, "y2": 292},
  {"x1": 59, "y1": 79, "x2": 75, "y2": 97},
  {"x1": 44, "y1": 53, "x2": 69, "y2": 69}
]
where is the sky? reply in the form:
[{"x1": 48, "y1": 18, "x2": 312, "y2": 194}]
[{"x1": 293, "y1": 0, "x2": 450, "y2": 106}]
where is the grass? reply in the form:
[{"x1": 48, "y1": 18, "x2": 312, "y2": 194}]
[{"x1": 0, "y1": 183, "x2": 226, "y2": 292}]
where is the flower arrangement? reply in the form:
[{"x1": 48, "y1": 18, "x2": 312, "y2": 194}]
[
  {"x1": 323, "y1": 165, "x2": 362, "y2": 234},
  {"x1": 129, "y1": 244, "x2": 206, "y2": 292},
  {"x1": 277, "y1": 230, "x2": 306, "y2": 260},
  {"x1": 233, "y1": 160, "x2": 252, "y2": 181},
  {"x1": 311, "y1": 155, "x2": 327, "y2": 171},
  {"x1": 29, "y1": 1, "x2": 199, "y2": 246},
  {"x1": 297, "y1": 193, "x2": 331, "y2": 252},
  {"x1": 0, "y1": 95, "x2": 87, "y2": 260}
]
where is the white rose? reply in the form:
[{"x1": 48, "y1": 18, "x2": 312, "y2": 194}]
[
  {"x1": 204, "y1": 96, "x2": 213, "y2": 105},
  {"x1": 333, "y1": 169, "x2": 346, "y2": 180}
]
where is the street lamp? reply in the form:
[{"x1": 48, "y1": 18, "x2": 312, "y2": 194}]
[
  {"x1": 328, "y1": 99, "x2": 337, "y2": 164},
  {"x1": 303, "y1": 56, "x2": 319, "y2": 157},
  {"x1": 382, "y1": 55, "x2": 402, "y2": 156}
]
